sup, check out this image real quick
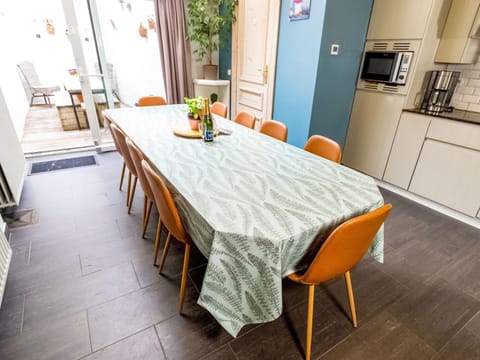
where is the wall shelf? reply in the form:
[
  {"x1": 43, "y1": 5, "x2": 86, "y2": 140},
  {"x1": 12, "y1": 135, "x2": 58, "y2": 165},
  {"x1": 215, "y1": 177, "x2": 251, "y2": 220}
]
[{"x1": 193, "y1": 79, "x2": 230, "y2": 118}]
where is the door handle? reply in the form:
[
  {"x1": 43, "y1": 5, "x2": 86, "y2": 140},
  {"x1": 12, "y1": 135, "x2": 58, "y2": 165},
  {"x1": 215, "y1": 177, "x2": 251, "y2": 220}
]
[{"x1": 262, "y1": 65, "x2": 268, "y2": 84}]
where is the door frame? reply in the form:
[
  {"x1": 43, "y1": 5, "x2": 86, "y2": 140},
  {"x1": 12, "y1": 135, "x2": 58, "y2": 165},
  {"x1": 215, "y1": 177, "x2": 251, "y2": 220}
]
[{"x1": 231, "y1": 0, "x2": 281, "y2": 123}]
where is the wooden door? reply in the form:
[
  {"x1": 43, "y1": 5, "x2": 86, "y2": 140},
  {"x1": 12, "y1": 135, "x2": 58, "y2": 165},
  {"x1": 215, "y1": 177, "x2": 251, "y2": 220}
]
[{"x1": 232, "y1": 0, "x2": 280, "y2": 128}]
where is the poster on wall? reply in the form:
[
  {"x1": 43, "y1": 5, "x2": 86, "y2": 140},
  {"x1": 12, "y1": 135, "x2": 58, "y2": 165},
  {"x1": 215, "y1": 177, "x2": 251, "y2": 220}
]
[{"x1": 289, "y1": 0, "x2": 311, "y2": 21}]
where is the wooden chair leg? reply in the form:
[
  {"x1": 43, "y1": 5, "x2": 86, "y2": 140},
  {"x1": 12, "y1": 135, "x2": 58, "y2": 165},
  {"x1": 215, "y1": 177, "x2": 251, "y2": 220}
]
[
  {"x1": 142, "y1": 195, "x2": 147, "y2": 224},
  {"x1": 127, "y1": 176, "x2": 138, "y2": 214},
  {"x1": 152, "y1": 218, "x2": 163, "y2": 266},
  {"x1": 345, "y1": 271, "x2": 357, "y2": 328},
  {"x1": 179, "y1": 244, "x2": 191, "y2": 314},
  {"x1": 119, "y1": 162, "x2": 126, "y2": 191},
  {"x1": 126, "y1": 171, "x2": 132, "y2": 207},
  {"x1": 142, "y1": 200, "x2": 154, "y2": 238},
  {"x1": 158, "y1": 232, "x2": 172, "y2": 273},
  {"x1": 305, "y1": 284, "x2": 315, "y2": 360}
]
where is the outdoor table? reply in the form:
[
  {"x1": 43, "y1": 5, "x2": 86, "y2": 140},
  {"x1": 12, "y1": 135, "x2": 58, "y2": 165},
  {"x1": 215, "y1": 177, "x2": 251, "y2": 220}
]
[
  {"x1": 63, "y1": 77, "x2": 106, "y2": 129},
  {"x1": 104, "y1": 104, "x2": 385, "y2": 337}
]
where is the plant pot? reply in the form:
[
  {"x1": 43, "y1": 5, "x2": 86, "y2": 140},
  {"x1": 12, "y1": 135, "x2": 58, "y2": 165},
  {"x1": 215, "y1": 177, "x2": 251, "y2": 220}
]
[
  {"x1": 188, "y1": 113, "x2": 201, "y2": 130},
  {"x1": 203, "y1": 64, "x2": 218, "y2": 80},
  {"x1": 138, "y1": 27, "x2": 147, "y2": 38}
]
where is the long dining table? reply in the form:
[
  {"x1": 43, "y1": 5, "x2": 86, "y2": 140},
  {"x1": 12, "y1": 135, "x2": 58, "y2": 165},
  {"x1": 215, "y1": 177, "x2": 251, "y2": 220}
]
[{"x1": 103, "y1": 104, "x2": 385, "y2": 337}]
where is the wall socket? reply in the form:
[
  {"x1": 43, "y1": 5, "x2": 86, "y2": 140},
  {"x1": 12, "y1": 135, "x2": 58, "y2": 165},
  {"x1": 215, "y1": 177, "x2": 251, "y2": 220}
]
[{"x1": 330, "y1": 44, "x2": 339, "y2": 55}]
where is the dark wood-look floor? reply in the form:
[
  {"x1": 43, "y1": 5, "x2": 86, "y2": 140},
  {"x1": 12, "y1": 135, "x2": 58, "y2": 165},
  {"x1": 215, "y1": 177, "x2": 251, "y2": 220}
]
[{"x1": 1, "y1": 151, "x2": 479, "y2": 360}]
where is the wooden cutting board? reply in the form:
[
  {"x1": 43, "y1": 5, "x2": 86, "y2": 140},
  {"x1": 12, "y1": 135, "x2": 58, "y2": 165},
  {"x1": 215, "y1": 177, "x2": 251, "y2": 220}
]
[{"x1": 173, "y1": 127, "x2": 219, "y2": 138}]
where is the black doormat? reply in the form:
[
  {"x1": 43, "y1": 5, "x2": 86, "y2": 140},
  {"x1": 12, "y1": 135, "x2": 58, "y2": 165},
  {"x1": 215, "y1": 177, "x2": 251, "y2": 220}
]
[{"x1": 30, "y1": 155, "x2": 97, "y2": 174}]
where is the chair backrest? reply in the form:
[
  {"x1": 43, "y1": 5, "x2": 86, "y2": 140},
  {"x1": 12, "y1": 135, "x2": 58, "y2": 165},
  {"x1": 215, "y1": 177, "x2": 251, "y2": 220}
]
[
  {"x1": 137, "y1": 96, "x2": 167, "y2": 107},
  {"x1": 299, "y1": 204, "x2": 392, "y2": 284},
  {"x1": 234, "y1": 111, "x2": 256, "y2": 129},
  {"x1": 17, "y1": 61, "x2": 41, "y2": 88},
  {"x1": 304, "y1": 135, "x2": 342, "y2": 163},
  {"x1": 104, "y1": 117, "x2": 123, "y2": 156},
  {"x1": 109, "y1": 123, "x2": 137, "y2": 176},
  {"x1": 141, "y1": 160, "x2": 189, "y2": 243},
  {"x1": 126, "y1": 138, "x2": 153, "y2": 201},
  {"x1": 210, "y1": 102, "x2": 227, "y2": 118},
  {"x1": 259, "y1": 120, "x2": 288, "y2": 142}
]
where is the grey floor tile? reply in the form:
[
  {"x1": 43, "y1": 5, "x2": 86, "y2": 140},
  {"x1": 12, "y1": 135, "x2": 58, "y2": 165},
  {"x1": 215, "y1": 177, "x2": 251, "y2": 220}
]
[
  {"x1": 23, "y1": 262, "x2": 139, "y2": 328},
  {"x1": 0, "y1": 295, "x2": 24, "y2": 339},
  {"x1": 0, "y1": 310, "x2": 90, "y2": 360},
  {"x1": 88, "y1": 275, "x2": 196, "y2": 351},
  {"x1": 388, "y1": 278, "x2": 480, "y2": 351},
  {"x1": 318, "y1": 310, "x2": 437, "y2": 360},
  {"x1": 155, "y1": 294, "x2": 232, "y2": 360},
  {"x1": 200, "y1": 345, "x2": 238, "y2": 360},
  {"x1": 435, "y1": 327, "x2": 480, "y2": 360},
  {"x1": 80, "y1": 327, "x2": 165, "y2": 360}
]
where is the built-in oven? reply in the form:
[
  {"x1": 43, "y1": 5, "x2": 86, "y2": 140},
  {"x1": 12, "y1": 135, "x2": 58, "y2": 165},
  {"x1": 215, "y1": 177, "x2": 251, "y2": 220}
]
[{"x1": 360, "y1": 51, "x2": 413, "y2": 85}]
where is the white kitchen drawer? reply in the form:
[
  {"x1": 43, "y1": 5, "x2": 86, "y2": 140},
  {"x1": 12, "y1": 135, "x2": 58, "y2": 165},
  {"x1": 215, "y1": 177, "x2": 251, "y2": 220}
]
[
  {"x1": 410, "y1": 139, "x2": 480, "y2": 216},
  {"x1": 427, "y1": 118, "x2": 480, "y2": 150},
  {"x1": 384, "y1": 112, "x2": 431, "y2": 189}
]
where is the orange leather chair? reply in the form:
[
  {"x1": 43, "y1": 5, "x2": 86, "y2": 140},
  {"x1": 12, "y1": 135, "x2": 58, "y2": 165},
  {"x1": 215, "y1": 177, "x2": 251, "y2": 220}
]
[
  {"x1": 142, "y1": 160, "x2": 192, "y2": 313},
  {"x1": 137, "y1": 96, "x2": 167, "y2": 107},
  {"x1": 126, "y1": 138, "x2": 159, "y2": 240},
  {"x1": 234, "y1": 111, "x2": 256, "y2": 129},
  {"x1": 210, "y1": 101, "x2": 228, "y2": 118},
  {"x1": 304, "y1": 135, "x2": 342, "y2": 163},
  {"x1": 110, "y1": 123, "x2": 138, "y2": 213},
  {"x1": 104, "y1": 117, "x2": 126, "y2": 192},
  {"x1": 288, "y1": 204, "x2": 392, "y2": 360},
  {"x1": 259, "y1": 120, "x2": 288, "y2": 142}
]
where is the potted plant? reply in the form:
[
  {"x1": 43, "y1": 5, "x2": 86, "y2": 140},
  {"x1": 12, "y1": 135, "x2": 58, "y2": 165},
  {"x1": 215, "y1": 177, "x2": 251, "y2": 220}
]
[
  {"x1": 147, "y1": 15, "x2": 156, "y2": 31},
  {"x1": 138, "y1": 23, "x2": 147, "y2": 38},
  {"x1": 187, "y1": 0, "x2": 238, "y2": 80},
  {"x1": 184, "y1": 96, "x2": 205, "y2": 130}
]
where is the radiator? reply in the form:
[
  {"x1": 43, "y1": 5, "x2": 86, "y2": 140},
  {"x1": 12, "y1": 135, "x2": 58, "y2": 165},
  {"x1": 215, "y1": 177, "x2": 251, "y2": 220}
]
[
  {"x1": 0, "y1": 164, "x2": 15, "y2": 208},
  {"x1": 0, "y1": 229, "x2": 12, "y2": 307}
]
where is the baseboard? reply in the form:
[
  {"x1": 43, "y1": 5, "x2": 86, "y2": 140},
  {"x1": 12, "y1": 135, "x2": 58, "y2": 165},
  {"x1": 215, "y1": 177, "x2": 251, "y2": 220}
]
[{"x1": 376, "y1": 180, "x2": 480, "y2": 230}]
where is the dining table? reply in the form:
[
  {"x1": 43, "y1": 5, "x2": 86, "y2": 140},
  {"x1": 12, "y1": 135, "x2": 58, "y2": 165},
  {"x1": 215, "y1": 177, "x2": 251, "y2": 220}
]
[{"x1": 103, "y1": 104, "x2": 385, "y2": 337}]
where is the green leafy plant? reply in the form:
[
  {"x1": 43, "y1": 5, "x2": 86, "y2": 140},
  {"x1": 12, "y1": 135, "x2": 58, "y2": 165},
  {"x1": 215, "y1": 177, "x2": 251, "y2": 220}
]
[
  {"x1": 210, "y1": 92, "x2": 218, "y2": 103},
  {"x1": 184, "y1": 96, "x2": 205, "y2": 119},
  {"x1": 187, "y1": 0, "x2": 238, "y2": 64}
]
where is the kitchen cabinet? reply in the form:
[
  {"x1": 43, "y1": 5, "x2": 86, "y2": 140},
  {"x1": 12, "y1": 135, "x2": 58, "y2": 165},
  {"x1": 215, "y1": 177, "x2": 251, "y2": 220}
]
[
  {"x1": 409, "y1": 139, "x2": 480, "y2": 216},
  {"x1": 342, "y1": 91, "x2": 404, "y2": 179},
  {"x1": 367, "y1": 0, "x2": 433, "y2": 40},
  {"x1": 383, "y1": 112, "x2": 431, "y2": 189},
  {"x1": 435, "y1": 0, "x2": 480, "y2": 63},
  {"x1": 427, "y1": 117, "x2": 480, "y2": 150}
]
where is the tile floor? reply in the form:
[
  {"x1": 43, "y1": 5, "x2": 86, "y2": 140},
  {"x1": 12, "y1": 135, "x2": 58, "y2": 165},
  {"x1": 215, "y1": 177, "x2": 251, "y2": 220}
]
[{"x1": 0, "y1": 151, "x2": 480, "y2": 359}]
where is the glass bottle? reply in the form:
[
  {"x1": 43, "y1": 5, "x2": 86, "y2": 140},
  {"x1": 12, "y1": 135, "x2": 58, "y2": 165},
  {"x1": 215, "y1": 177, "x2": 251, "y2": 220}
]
[{"x1": 202, "y1": 98, "x2": 214, "y2": 142}]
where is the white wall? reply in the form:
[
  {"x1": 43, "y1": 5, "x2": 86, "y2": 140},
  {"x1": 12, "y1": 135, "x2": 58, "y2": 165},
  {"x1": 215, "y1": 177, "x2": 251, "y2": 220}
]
[
  {"x1": 0, "y1": 9, "x2": 30, "y2": 139},
  {"x1": 448, "y1": 62, "x2": 480, "y2": 113},
  {"x1": 0, "y1": 87, "x2": 27, "y2": 204}
]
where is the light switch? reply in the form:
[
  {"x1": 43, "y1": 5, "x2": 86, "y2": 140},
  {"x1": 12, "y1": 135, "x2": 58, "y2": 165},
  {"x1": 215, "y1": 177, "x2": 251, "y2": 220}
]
[{"x1": 330, "y1": 44, "x2": 339, "y2": 55}]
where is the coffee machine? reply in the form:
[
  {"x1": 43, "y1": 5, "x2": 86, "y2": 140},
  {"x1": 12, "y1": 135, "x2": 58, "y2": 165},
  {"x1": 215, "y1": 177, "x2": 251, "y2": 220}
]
[{"x1": 420, "y1": 70, "x2": 460, "y2": 114}]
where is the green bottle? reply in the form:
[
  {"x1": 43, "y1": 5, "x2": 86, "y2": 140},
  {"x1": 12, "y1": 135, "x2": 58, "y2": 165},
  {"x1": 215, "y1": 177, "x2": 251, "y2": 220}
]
[{"x1": 202, "y1": 98, "x2": 214, "y2": 142}]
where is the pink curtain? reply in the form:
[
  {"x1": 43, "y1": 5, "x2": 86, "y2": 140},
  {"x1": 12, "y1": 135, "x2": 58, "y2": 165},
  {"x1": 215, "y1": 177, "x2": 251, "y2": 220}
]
[{"x1": 154, "y1": 0, "x2": 194, "y2": 104}]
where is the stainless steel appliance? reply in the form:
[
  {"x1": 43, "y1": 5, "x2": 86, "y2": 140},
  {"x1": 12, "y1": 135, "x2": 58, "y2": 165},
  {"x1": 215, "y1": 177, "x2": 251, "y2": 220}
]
[
  {"x1": 360, "y1": 51, "x2": 413, "y2": 85},
  {"x1": 420, "y1": 70, "x2": 460, "y2": 114}
]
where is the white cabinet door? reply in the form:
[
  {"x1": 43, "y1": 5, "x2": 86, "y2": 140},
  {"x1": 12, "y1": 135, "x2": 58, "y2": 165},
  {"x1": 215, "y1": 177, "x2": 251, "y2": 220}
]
[
  {"x1": 343, "y1": 91, "x2": 404, "y2": 179},
  {"x1": 383, "y1": 112, "x2": 431, "y2": 189},
  {"x1": 367, "y1": 0, "x2": 433, "y2": 40},
  {"x1": 410, "y1": 139, "x2": 480, "y2": 216},
  {"x1": 427, "y1": 118, "x2": 480, "y2": 150}
]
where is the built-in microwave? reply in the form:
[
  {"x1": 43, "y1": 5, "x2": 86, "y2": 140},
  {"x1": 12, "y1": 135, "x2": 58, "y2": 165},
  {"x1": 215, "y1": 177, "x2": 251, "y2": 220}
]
[{"x1": 360, "y1": 51, "x2": 413, "y2": 85}]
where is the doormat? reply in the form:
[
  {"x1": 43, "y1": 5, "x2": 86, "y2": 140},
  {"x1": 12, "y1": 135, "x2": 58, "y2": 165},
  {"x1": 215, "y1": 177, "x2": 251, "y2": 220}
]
[
  {"x1": 2, "y1": 208, "x2": 39, "y2": 229},
  {"x1": 30, "y1": 155, "x2": 97, "y2": 174}
]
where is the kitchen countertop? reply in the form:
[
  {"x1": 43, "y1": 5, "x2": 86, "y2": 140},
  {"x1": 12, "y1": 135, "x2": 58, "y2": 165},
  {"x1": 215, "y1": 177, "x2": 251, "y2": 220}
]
[{"x1": 404, "y1": 108, "x2": 480, "y2": 125}]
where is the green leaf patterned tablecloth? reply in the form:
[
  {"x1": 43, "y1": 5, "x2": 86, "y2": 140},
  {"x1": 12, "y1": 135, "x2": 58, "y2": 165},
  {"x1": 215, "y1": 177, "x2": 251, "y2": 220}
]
[{"x1": 104, "y1": 105, "x2": 385, "y2": 337}]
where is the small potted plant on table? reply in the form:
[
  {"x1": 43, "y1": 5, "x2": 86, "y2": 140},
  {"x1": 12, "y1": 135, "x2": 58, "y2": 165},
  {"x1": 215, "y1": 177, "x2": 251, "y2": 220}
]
[{"x1": 184, "y1": 96, "x2": 205, "y2": 130}]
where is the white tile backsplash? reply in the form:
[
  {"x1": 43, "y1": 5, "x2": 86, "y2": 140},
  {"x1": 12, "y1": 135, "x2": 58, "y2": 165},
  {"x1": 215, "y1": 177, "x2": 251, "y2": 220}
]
[{"x1": 448, "y1": 63, "x2": 480, "y2": 112}]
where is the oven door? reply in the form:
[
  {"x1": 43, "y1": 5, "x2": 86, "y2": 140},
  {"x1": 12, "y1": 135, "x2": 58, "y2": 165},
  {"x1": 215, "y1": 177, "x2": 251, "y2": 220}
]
[{"x1": 361, "y1": 52, "x2": 400, "y2": 83}]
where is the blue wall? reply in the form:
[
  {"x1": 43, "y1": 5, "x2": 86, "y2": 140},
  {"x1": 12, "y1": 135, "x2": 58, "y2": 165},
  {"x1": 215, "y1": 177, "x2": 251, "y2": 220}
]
[
  {"x1": 272, "y1": 1, "x2": 327, "y2": 148},
  {"x1": 309, "y1": 0, "x2": 373, "y2": 148}
]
